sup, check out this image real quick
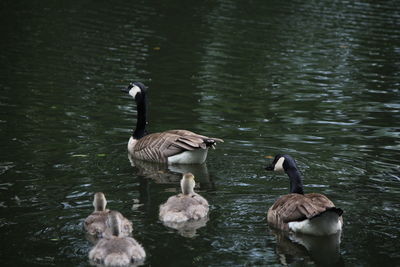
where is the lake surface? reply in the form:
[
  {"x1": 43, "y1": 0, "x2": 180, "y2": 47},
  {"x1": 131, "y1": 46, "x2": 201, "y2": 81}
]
[{"x1": 1, "y1": 0, "x2": 399, "y2": 266}]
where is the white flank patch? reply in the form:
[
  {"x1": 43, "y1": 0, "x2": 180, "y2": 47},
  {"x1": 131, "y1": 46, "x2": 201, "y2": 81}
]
[
  {"x1": 127, "y1": 136, "x2": 137, "y2": 155},
  {"x1": 129, "y1": 85, "x2": 141, "y2": 98},
  {"x1": 168, "y1": 149, "x2": 208, "y2": 164},
  {"x1": 288, "y1": 211, "x2": 342, "y2": 236},
  {"x1": 274, "y1": 157, "x2": 285, "y2": 171}
]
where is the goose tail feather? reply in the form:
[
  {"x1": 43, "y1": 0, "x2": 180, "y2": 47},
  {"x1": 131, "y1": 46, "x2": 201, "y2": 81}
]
[
  {"x1": 204, "y1": 138, "x2": 224, "y2": 148},
  {"x1": 310, "y1": 207, "x2": 343, "y2": 220}
]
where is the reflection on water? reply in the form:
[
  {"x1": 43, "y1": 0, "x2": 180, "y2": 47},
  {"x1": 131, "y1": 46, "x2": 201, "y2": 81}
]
[
  {"x1": 1, "y1": 0, "x2": 400, "y2": 266},
  {"x1": 272, "y1": 229, "x2": 343, "y2": 266},
  {"x1": 130, "y1": 154, "x2": 210, "y2": 180},
  {"x1": 130, "y1": 156, "x2": 214, "y2": 189},
  {"x1": 162, "y1": 216, "x2": 209, "y2": 238},
  {"x1": 130, "y1": 157, "x2": 182, "y2": 184}
]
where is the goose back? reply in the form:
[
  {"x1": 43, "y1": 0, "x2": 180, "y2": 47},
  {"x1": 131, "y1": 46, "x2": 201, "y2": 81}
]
[
  {"x1": 84, "y1": 210, "x2": 133, "y2": 239},
  {"x1": 84, "y1": 210, "x2": 110, "y2": 236},
  {"x1": 89, "y1": 236, "x2": 146, "y2": 266},
  {"x1": 129, "y1": 130, "x2": 223, "y2": 163},
  {"x1": 267, "y1": 193, "x2": 342, "y2": 232},
  {"x1": 159, "y1": 193, "x2": 209, "y2": 223}
]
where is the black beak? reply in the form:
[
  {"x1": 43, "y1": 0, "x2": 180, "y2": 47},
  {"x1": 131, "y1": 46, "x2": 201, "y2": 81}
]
[{"x1": 265, "y1": 165, "x2": 274, "y2": 171}]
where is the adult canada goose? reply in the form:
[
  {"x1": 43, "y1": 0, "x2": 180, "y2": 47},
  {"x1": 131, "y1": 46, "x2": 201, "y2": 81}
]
[
  {"x1": 159, "y1": 173, "x2": 209, "y2": 223},
  {"x1": 121, "y1": 82, "x2": 223, "y2": 164},
  {"x1": 89, "y1": 211, "x2": 146, "y2": 266},
  {"x1": 84, "y1": 192, "x2": 132, "y2": 239},
  {"x1": 265, "y1": 154, "x2": 343, "y2": 236}
]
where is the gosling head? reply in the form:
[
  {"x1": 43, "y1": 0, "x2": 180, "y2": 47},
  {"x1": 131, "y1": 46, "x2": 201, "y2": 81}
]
[
  {"x1": 265, "y1": 154, "x2": 298, "y2": 172},
  {"x1": 106, "y1": 211, "x2": 123, "y2": 237},
  {"x1": 93, "y1": 192, "x2": 107, "y2": 212},
  {"x1": 121, "y1": 82, "x2": 147, "y2": 100},
  {"x1": 181, "y1": 173, "x2": 196, "y2": 195}
]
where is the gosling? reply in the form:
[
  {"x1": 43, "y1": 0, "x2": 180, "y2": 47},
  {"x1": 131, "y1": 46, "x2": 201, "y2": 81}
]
[
  {"x1": 89, "y1": 211, "x2": 146, "y2": 266},
  {"x1": 159, "y1": 173, "x2": 209, "y2": 223},
  {"x1": 84, "y1": 192, "x2": 132, "y2": 239}
]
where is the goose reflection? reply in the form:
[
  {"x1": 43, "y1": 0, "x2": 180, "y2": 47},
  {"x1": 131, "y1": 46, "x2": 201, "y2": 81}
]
[
  {"x1": 130, "y1": 156, "x2": 214, "y2": 221},
  {"x1": 271, "y1": 229, "x2": 344, "y2": 266},
  {"x1": 162, "y1": 216, "x2": 209, "y2": 238},
  {"x1": 129, "y1": 154, "x2": 213, "y2": 188}
]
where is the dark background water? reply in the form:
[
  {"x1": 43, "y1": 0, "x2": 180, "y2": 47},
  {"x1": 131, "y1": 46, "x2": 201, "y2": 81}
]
[{"x1": 1, "y1": 0, "x2": 399, "y2": 266}]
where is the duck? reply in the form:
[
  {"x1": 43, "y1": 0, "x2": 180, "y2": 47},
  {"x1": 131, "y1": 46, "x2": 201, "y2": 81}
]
[
  {"x1": 265, "y1": 154, "x2": 343, "y2": 236},
  {"x1": 89, "y1": 211, "x2": 146, "y2": 266},
  {"x1": 84, "y1": 192, "x2": 132, "y2": 239},
  {"x1": 121, "y1": 82, "x2": 223, "y2": 164},
  {"x1": 159, "y1": 173, "x2": 209, "y2": 223}
]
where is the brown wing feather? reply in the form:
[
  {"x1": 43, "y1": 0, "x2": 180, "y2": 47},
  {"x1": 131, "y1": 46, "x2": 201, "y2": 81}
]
[
  {"x1": 176, "y1": 136, "x2": 205, "y2": 148},
  {"x1": 132, "y1": 130, "x2": 223, "y2": 162},
  {"x1": 267, "y1": 193, "x2": 336, "y2": 231},
  {"x1": 304, "y1": 193, "x2": 336, "y2": 215},
  {"x1": 165, "y1": 130, "x2": 224, "y2": 143}
]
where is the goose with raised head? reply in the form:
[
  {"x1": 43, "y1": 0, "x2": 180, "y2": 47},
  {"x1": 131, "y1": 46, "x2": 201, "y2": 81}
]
[
  {"x1": 265, "y1": 154, "x2": 343, "y2": 236},
  {"x1": 84, "y1": 192, "x2": 132, "y2": 239},
  {"x1": 159, "y1": 173, "x2": 209, "y2": 223},
  {"x1": 89, "y1": 211, "x2": 146, "y2": 266},
  {"x1": 121, "y1": 82, "x2": 223, "y2": 164}
]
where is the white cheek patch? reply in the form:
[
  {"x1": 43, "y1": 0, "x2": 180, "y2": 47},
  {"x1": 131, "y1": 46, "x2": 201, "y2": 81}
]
[
  {"x1": 274, "y1": 157, "x2": 285, "y2": 171},
  {"x1": 129, "y1": 85, "x2": 141, "y2": 98}
]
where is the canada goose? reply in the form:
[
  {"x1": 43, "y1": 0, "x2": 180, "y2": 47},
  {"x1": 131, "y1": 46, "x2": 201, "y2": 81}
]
[
  {"x1": 159, "y1": 173, "x2": 209, "y2": 223},
  {"x1": 121, "y1": 82, "x2": 223, "y2": 164},
  {"x1": 265, "y1": 154, "x2": 343, "y2": 236},
  {"x1": 84, "y1": 192, "x2": 132, "y2": 239},
  {"x1": 89, "y1": 211, "x2": 146, "y2": 266}
]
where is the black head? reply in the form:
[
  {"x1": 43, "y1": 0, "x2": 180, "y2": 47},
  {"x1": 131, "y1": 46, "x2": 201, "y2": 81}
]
[
  {"x1": 121, "y1": 82, "x2": 147, "y2": 99},
  {"x1": 265, "y1": 154, "x2": 298, "y2": 172}
]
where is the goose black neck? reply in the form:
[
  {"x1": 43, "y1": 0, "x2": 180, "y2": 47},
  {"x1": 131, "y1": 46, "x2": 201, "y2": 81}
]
[
  {"x1": 286, "y1": 167, "x2": 304, "y2": 194},
  {"x1": 133, "y1": 94, "x2": 148, "y2": 139}
]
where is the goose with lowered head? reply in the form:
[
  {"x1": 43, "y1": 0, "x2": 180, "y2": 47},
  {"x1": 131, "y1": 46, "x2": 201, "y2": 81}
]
[
  {"x1": 265, "y1": 154, "x2": 343, "y2": 236},
  {"x1": 121, "y1": 82, "x2": 223, "y2": 164}
]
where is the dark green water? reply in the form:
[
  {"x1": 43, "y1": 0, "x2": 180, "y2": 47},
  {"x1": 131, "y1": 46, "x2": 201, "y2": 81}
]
[{"x1": 1, "y1": 0, "x2": 399, "y2": 266}]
